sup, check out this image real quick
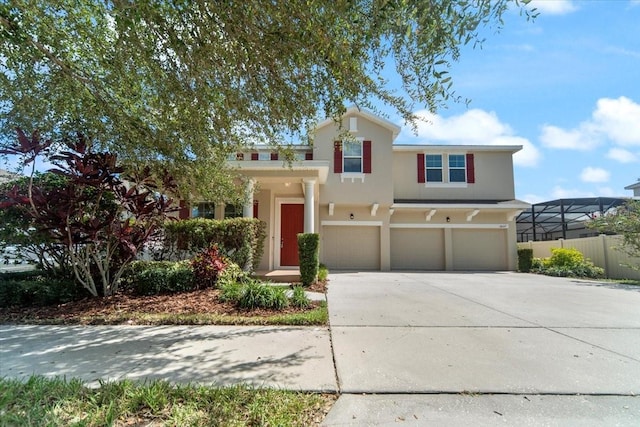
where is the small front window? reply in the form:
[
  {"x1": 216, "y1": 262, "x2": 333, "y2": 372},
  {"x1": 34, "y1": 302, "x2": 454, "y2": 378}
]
[
  {"x1": 193, "y1": 202, "x2": 216, "y2": 219},
  {"x1": 449, "y1": 154, "x2": 466, "y2": 183},
  {"x1": 258, "y1": 152, "x2": 270, "y2": 161},
  {"x1": 426, "y1": 154, "x2": 443, "y2": 182},
  {"x1": 224, "y1": 204, "x2": 243, "y2": 219},
  {"x1": 343, "y1": 140, "x2": 362, "y2": 173}
]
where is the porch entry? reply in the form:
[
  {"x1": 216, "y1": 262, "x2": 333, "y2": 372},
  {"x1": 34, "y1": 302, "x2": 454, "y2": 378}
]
[{"x1": 280, "y1": 203, "x2": 304, "y2": 266}]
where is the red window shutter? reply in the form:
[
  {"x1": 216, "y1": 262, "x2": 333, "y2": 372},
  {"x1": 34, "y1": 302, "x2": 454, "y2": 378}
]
[
  {"x1": 178, "y1": 200, "x2": 190, "y2": 219},
  {"x1": 333, "y1": 141, "x2": 342, "y2": 173},
  {"x1": 305, "y1": 152, "x2": 313, "y2": 160},
  {"x1": 417, "y1": 154, "x2": 425, "y2": 183},
  {"x1": 270, "y1": 152, "x2": 278, "y2": 160},
  {"x1": 363, "y1": 140, "x2": 372, "y2": 173},
  {"x1": 466, "y1": 153, "x2": 475, "y2": 184},
  {"x1": 251, "y1": 153, "x2": 258, "y2": 160},
  {"x1": 253, "y1": 200, "x2": 259, "y2": 218}
]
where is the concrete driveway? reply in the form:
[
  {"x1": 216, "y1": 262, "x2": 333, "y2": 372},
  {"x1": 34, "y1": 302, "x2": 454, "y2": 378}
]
[{"x1": 324, "y1": 272, "x2": 640, "y2": 425}]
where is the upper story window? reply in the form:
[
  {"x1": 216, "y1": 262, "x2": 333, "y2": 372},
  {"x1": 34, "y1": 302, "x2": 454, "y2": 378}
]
[
  {"x1": 343, "y1": 140, "x2": 362, "y2": 173},
  {"x1": 333, "y1": 140, "x2": 372, "y2": 177},
  {"x1": 417, "y1": 153, "x2": 475, "y2": 185},
  {"x1": 448, "y1": 154, "x2": 466, "y2": 183},
  {"x1": 425, "y1": 154, "x2": 443, "y2": 182}
]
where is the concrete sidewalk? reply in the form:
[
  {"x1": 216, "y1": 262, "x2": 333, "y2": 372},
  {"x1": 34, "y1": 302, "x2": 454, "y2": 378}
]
[{"x1": 0, "y1": 324, "x2": 337, "y2": 391}]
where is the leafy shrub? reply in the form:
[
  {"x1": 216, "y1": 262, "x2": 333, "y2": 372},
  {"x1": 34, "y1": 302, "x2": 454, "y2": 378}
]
[
  {"x1": 544, "y1": 248, "x2": 585, "y2": 268},
  {"x1": 317, "y1": 263, "x2": 328, "y2": 282},
  {"x1": 219, "y1": 282, "x2": 243, "y2": 303},
  {"x1": 162, "y1": 218, "x2": 267, "y2": 272},
  {"x1": 290, "y1": 286, "x2": 310, "y2": 309},
  {"x1": 0, "y1": 272, "x2": 89, "y2": 307},
  {"x1": 297, "y1": 233, "x2": 319, "y2": 286},
  {"x1": 122, "y1": 261, "x2": 194, "y2": 296},
  {"x1": 533, "y1": 248, "x2": 604, "y2": 279},
  {"x1": 191, "y1": 245, "x2": 227, "y2": 289},
  {"x1": 517, "y1": 248, "x2": 534, "y2": 272},
  {"x1": 217, "y1": 262, "x2": 249, "y2": 288}
]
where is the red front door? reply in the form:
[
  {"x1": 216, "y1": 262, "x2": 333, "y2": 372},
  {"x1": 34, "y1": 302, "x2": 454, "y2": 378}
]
[{"x1": 280, "y1": 204, "x2": 304, "y2": 266}]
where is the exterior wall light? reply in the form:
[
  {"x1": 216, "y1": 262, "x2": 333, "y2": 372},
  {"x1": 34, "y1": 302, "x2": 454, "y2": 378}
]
[
  {"x1": 446, "y1": 216, "x2": 451, "y2": 222},
  {"x1": 349, "y1": 213, "x2": 355, "y2": 220}
]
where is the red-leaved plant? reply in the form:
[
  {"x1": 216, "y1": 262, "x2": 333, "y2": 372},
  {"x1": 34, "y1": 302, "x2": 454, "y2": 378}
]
[
  {"x1": 191, "y1": 244, "x2": 227, "y2": 289},
  {"x1": 0, "y1": 129, "x2": 177, "y2": 297}
]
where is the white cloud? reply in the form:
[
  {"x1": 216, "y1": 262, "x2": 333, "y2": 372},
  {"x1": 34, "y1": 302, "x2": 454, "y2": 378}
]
[
  {"x1": 580, "y1": 167, "x2": 610, "y2": 183},
  {"x1": 591, "y1": 96, "x2": 640, "y2": 146},
  {"x1": 528, "y1": 0, "x2": 578, "y2": 15},
  {"x1": 607, "y1": 147, "x2": 638, "y2": 163},
  {"x1": 401, "y1": 109, "x2": 541, "y2": 167},
  {"x1": 539, "y1": 124, "x2": 599, "y2": 150},
  {"x1": 539, "y1": 96, "x2": 640, "y2": 151},
  {"x1": 550, "y1": 186, "x2": 596, "y2": 199},
  {"x1": 522, "y1": 193, "x2": 547, "y2": 204}
]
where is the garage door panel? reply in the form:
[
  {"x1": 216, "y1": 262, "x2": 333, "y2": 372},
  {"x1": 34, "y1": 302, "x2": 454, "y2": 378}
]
[
  {"x1": 322, "y1": 226, "x2": 380, "y2": 270},
  {"x1": 390, "y1": 229, "x2": 445, "y2": 270},
  {"x1": 452, "y1": 229, "x2": 507, "y2": 270}
]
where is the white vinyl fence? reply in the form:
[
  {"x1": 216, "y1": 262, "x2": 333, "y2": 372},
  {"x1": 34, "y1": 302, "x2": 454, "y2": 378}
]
[{"x1": 518, "y1": 235, "x2": 640, "y2": 280}]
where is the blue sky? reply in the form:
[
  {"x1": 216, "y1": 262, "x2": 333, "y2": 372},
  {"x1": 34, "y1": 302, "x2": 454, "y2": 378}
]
[{"x1": 390, "y1": 0, "x2": 640, "y2": 204}]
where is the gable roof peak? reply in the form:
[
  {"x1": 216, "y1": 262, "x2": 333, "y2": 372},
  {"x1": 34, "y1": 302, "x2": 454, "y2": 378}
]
[{"x1": 315, "y1": 106, "x2": 401, "y2": 140}]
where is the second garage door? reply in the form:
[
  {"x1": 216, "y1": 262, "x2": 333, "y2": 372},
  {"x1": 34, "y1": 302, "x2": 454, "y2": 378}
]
[
  {"x1": 390, "y1": 228, "x2": 445, "y2": 270},
  {"x1": 322, "y1": 226, "x2": 380, "y2": 270}
]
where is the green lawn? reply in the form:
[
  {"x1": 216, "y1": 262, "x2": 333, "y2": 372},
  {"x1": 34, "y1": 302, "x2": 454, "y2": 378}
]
[{"x1": 0, "y1": 376, "x2": 336, "y2": 426}]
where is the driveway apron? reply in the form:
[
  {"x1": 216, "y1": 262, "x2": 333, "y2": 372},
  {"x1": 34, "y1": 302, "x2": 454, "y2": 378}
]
[{"x1": 324, "y1": 271, "x2": 640, "y2": 425}]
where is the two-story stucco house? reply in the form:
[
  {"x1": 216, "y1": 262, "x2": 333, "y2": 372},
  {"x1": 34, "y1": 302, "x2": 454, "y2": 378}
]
[{"x1": 181, "y1": 107, "x2": 529, "y2": 272}]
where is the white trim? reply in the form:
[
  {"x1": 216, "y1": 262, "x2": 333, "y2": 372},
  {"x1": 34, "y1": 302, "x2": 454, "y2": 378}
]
[
  {"x1": 425, "y1": 183, "x2": 468, "y2": 189},
  {"x1": 392, "y1": 202, "x2": 530, "y2": 210},
  {"x1": 321, "y1": 220, "x2": 383, "y2": 227},
  {"x1": 315, "y1": 106, "x2": 401, "y2": 139},
  {"x1": 275, "y1": 197, "x2": 304, "y2": 268},
  {"x1": 349, "y1": 117, "x2": 358, "y2": 132},
  {"x1": 371, "y1": 203, "x2": 379, "y2": 217},
  {"x1": 390, "y1": 223, "x2": 509, "y2": 229},
  {"x1": 425, "y1": 209, "x2": 437, "y2": 221},
  {"x1": 340, "y1": 172, "x2": 365, "y2": 183},
  {"x1": 466, "y1": 209, "x2": 480, "y2": 222},
  {"x1": 328, "y1": 203, "x2": 335, "y2": 216},
  {"x1": 394, "y1": 144, "x2": 522, "y2": 153}
]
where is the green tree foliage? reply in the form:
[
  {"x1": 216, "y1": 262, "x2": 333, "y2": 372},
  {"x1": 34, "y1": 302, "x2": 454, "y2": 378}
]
[
  {"x1": 590, "y1": 200, "x2": 640, "y2": 270},
  {"x1": 0, "y1": 0, "x2": 532, "y2": 199}
]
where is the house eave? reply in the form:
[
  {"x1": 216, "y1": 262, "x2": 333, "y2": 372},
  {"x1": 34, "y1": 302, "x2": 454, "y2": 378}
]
[
  {"x1": 228, "y1": 160, "x2": 330, "y2": 184},
  {"x1": 393, "y1": 144, "x2": 523, "y2": 154},
  {"x1": 315, "y1": 106, "x2": 401, "y2": 140}
]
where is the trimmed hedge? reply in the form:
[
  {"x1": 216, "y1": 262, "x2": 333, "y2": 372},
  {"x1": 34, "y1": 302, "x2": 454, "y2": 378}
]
[
  {"x1": 122, "y1": 261, "x2": 194, "y2": 296},
  {"x1": 161, "y1": 218, "x2": 266, "y2": 272},
  {"x1": 297, "y1": 233, "x2": 319, "y2": 286},
  {"x1": 517, "y1": 248, "x2": 534, "y2": 272}
]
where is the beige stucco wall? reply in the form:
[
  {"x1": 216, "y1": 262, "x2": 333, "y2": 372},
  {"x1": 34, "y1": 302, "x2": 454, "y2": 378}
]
[
  {"x1": 315, "y1": 114, "x2": 395, "y2": 206},
  {"x1": 392, "y1": 150, "x2": 516, "y2": 201}
]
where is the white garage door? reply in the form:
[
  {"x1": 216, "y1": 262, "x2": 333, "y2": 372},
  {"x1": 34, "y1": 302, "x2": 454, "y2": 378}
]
[
  {"x1": 452, "y1": 229, "x2": 508, "y2": 270},
  {"x1": 390, "y1": 229, "x2": 445, "y2": 270},
  {"x1": 322, "y1": 226, "x2": 380, "y2": 270}
]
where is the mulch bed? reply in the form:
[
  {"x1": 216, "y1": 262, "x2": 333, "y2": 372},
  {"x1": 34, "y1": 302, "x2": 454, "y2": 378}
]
[{"x1": 0, "y1": 281, "x2": 327, "y2": 325}]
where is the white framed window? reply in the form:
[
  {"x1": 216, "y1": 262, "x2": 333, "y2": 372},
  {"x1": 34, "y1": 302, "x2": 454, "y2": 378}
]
[
  {"x1": 258, "y1": 152, "x2": 270, "y2": 161},
  {"x1": 449, "y1": 154, "x2": 466, "y2": 183},
  {"x1": 426, "y1": 154, "x2": 443, "y2": 182},
  {"x1": 343, "y1": 140, "x2": 362, "y2": 173}
]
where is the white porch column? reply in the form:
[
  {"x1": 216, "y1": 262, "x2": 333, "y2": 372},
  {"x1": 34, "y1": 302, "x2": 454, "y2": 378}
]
[
  {"x1": 303, "y1": 179, "x2": 316, "y2": 233},
  {"x1": 242, "y1": 179, "x2": 255, "y2": 218}
]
